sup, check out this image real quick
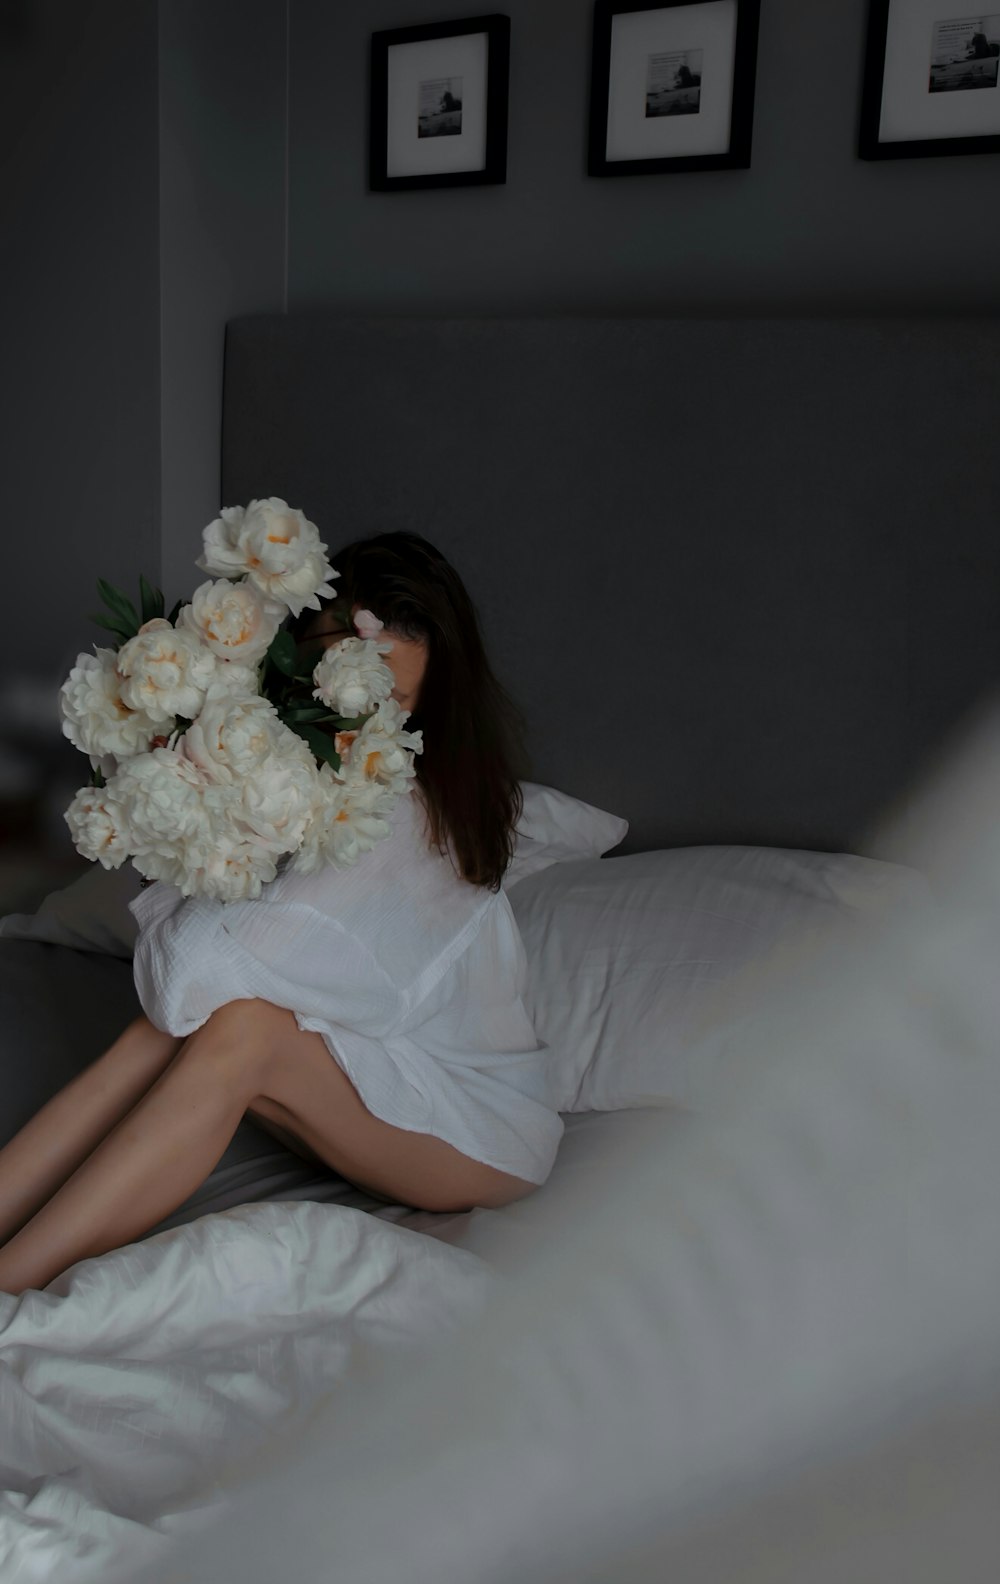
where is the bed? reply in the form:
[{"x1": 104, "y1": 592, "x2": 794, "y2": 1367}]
[{"x1": 2, "y1": 315, "x2": 999, "y2": 1583}]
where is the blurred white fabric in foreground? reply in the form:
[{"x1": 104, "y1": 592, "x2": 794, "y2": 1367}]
[{"x1": 142, "y1": 700, "x2": 1000, "y2": 1584}]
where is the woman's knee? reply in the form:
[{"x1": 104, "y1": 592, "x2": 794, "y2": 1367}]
[
  {"x1": 199, "y1": 998, "x2": 285, "y2": 1042},
  {"x1": 184, "y1": 999, "x2": 296, "y2": 1087}
]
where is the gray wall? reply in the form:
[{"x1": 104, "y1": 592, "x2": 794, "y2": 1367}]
[
  {"x1": 159, "y1": 0, "x2": 287, "y2": 605},
  {"x1": 3, "y1": 0, "x2": 999, "y2": 897},
  {"x1": 0, "y1": 0, "x2": 161, "y2": 872},
  {"x1": 288, "y1": 0, "x2": 1000, "y2": 312},
  {"x1": 0, "y1": 0, "x2": 286, "y2": 897},
  {"x1": 0, "y1": 0, "x2": 161, "y2": 672}
]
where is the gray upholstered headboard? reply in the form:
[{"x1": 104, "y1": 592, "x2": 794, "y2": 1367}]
[{"x1": 221, "y1": 315, "x2": 1000, "y2": 860}]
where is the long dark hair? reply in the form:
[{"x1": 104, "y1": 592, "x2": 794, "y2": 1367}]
[{"x1": 288, "y1": 531, "x2": 529, "y2": 892}]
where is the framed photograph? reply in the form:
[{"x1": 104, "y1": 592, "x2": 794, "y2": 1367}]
[
  {"x1": 369, "y1": 14, "x2": 510, "y2": 190},
  {"x1": 860, "y1": 0, "x2": 1000, "y2": 158},
  {"x1": 588, "y1": 0, "x2": 761, "y2": 176}
]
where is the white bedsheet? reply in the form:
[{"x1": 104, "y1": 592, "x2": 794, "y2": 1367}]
[{"x1": 0, "y1": 1198, "x2": 494, "y2": 1582}]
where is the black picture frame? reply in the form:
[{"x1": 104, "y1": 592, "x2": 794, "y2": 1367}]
[
  {"x1": 369, "y1": 14, "x2": 510, "y2": 191},
  {"x1": 859, "y1": 0, "x2": 1000, "y2": 160},
  {"x1": 588, "y1": 0, "x2": 760, "y2": 176}
]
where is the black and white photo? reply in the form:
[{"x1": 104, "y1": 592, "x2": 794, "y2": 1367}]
[
  {"x1": 418, "y1": 76, "x2": 464, "y2": 136},
  {"x1": 645, "y1": 49, "x2": 703, "y2": 116},
  {"x1": 928, "y1": 14, "x2": 1000, "y2": 91},
  {"x1": 370, "y1": 15, "x2": 509, "y2": 189},
  {"x1": 860, "y1": 0, "x2": 1000, "y2": 156},
  {"x1": 588, "y1": 1, "x2": 760, "y2": 176}
]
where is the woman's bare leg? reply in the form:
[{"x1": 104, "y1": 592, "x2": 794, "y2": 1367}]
[
  {"x1": 0, "y1": 997, "x2": 536, "y2": 1298},
  {"x1": 0, "y1": 1003, "x2": 262, "y2": 1297},
  {"x1": 0, "y1": 1015, "x2": 184, "y2": 1247}
]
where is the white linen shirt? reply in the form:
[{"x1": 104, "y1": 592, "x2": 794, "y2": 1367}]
[{"x1": 128, "y1": 790, "x2": 563, "y2": 1185}]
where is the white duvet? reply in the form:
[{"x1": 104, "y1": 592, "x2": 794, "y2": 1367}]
[{"x1": 0, "y1": 1198, "x2": 494, "y2": 1582}]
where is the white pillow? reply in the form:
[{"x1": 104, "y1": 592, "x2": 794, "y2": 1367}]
[
  {"x1": 0, "y1": 782, "x2": 628, "y2": 958},
  {"x1": 503, "y1": 781, "x2": 629, "y2": 890},
  {"x1": 508, "y1": 843, "x2": 934, "y2": 1114},
  {"x1": 169, "y1": 787, "x2": 1000, "y2": 1584}
]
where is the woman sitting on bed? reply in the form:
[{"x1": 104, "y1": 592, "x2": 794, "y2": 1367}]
[{"x1": 0, "y1": 532, "x2": 563, "y2": 1299}]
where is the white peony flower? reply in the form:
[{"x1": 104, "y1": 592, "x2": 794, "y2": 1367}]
[
  {"x1": 64, "y1": 784, "x2": 133, "y2": 868},
  {"x1": 288, "y1": 763, "x2": 338, "y2": 876},
  {"x1": 312, "y1": 636, "x2": 395, "y2": 718},
  {"x1": 180, "y1": 690, "x2": 290, "y2": 785},
  {"x1": 60, "y1": 507, "x2": 423, "y2": 897},
  {"x1": 126, "y1": 855, "x2": 193, "y2": 893},
  {"x1": 290, "y1": 772, "x2": 394, "y2": 874},
  {"x1": 118, "y1": 753, "x2": 264, "y2": 899},
  {"x1": 60, "y1": 648, "x2": 160, "y2": 761},
  {"x1": 116, "y1": 619, "x2": 218, "y2": 724},
  {"x1": 197, "y1": 499, "x2": 337, "y2": 619},
  {"x1": 131, "y1": 823, "x2": 280, "y2": 902},
  {"x1": 204, "y1": 854, "x2": 277, "y2": 902},
  {"x1": 112, "y1": 744, "x2": 222, "y2": 854},
  {"x1": 231, "y1": 746, "x2": 323, "y2": 856},
  {"x1": 177, "y1": 578, "x2": 283, "y2": 667},
  {"x1": 206, "y1": 658, "x2": 263, "y2": 698},
  {"x1": 337, "y1": 698, "x2": 423, "y2": 795},
  {"x1": 176, "y1": 832, "x2": 280, "y2": 902},
  {"x1": 129, "y1": 848, "x2": 188, "y2": 891}
]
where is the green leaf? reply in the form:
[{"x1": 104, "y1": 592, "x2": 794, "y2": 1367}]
[
  {"x1": 282, "y1": 703, "x2": 334, "y2": 723},
  {"x1": 290, "y1": 721, "x2": 341, "y2": 772},
  {"x1": 266, "y1": 630, "x2": 299, "y2": 678},
  {"x1": 139, "y1": 573, "x2": 164, "y2": 624},
  {"x1": 97, "y1": 579, "x2": 140, "y2": 632},
  {"x1": 88, "y1": 611, "x2": 134, "y2": 643},
  {"x1": 166, "y1": 599, "x2": 183, "y2": 626}
]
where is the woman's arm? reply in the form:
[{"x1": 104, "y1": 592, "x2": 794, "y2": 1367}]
[
  {"x1": 130, "y1": 886, "x2": 262, "y2": 1036},
  {"x1": 129, "y1": 884, "x2": 403, "y2": 1042}
]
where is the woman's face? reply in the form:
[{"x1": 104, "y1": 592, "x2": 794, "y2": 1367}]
[{"x1": 298, "y1": 605, "x2": 428, "y2": 713}]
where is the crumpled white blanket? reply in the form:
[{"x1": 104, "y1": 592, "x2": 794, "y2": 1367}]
[{"x1": 0, "y1": 1199, "x2": 494, "y2": 1583}]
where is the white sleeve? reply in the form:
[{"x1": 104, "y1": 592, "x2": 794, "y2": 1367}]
[{"x1": 129, "y1": 882, "x2": 404, "y2": 1040}]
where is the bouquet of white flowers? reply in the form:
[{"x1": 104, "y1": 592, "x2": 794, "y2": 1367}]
[{"x1": 59, "y1": 498, "x2": 423, "y2": 902}]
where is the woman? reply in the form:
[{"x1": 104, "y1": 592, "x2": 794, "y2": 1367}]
[{"x1": 0, "y1": 532, "x2": 563, "y2": 1298}]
